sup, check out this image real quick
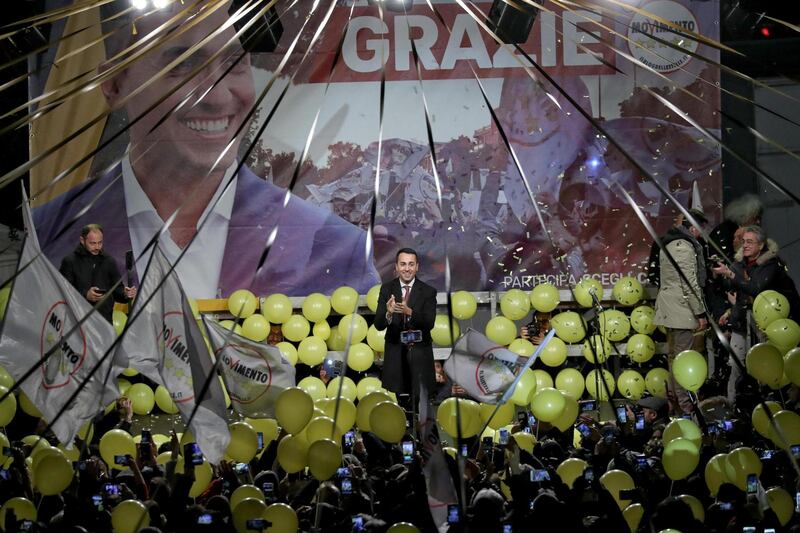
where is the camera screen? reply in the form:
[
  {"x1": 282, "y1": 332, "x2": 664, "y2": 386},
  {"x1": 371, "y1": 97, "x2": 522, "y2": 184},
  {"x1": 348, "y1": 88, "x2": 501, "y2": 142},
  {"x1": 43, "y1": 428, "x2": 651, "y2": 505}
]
[
  {"x1": 447, "y1": 504, "x2": 460, "y2": 524},
  {"x1": 342, "y1": 479, "x2": 352, "y2": 494}
]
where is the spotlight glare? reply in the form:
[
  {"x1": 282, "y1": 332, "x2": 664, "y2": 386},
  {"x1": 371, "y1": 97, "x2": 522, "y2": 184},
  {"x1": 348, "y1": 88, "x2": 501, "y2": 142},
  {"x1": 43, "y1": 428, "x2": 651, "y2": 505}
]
[
  {"x1": 131, "y1": 0, "x2": 148, "y2": 9},
  {"x1": 153, "y1": 0, "x2": 170, "y2": 8}
]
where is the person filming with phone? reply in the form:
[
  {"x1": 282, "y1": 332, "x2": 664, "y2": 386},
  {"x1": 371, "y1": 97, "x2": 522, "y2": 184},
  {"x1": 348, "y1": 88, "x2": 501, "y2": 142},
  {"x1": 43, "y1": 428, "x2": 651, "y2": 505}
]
[
  {"x1": 374, "y1": 248, "x2": 437, "y2": 410},
  {"x1": 59, "y1": 224, "x2": 137, "y2": 323}
]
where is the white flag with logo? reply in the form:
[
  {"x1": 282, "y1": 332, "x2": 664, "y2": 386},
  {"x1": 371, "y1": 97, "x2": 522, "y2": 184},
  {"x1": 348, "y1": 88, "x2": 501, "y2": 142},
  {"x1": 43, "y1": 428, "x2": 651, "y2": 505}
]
[
  {"x1": 443, "y1": 329, "x2": 523, "y2": 403},
  {"x1": 117, "y1": 246, "x2": 229, "y2": 463},
  {"x1": 203, "y1": 316, "x2": 295, "y2": 418},
  {"x1": 0, "y1": 194, "x2": 119, "y2": 445}
]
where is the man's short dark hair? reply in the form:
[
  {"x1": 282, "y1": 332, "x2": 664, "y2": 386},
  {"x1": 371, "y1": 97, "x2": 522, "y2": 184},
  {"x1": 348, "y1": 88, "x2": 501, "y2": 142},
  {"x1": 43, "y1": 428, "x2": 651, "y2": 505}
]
[
  {"x1": 81, "y1": 224, "x2": 104, "y2": 238},
  {"x1": 395, "y1": 248, "x2": 419, "y2": 263}
]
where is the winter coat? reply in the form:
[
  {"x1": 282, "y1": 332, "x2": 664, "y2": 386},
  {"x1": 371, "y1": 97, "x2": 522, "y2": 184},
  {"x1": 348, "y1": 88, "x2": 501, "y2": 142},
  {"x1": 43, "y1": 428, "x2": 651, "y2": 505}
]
[
  {"x1": 59, "y1": 244, "x2": 128, "y2": 323},
  {"x1": 653, "y1": 232, "x2": 706, "y2": 330}
]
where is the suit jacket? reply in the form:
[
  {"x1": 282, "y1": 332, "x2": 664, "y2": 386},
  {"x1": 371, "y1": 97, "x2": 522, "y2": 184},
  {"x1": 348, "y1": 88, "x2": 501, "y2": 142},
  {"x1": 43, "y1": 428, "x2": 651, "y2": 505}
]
[
  {"x1": 373, "y1": 277, "x2": 437, "y2": 394},
  {"x1": 33, "y1": 164, "x2": 379, "y2": 297}
]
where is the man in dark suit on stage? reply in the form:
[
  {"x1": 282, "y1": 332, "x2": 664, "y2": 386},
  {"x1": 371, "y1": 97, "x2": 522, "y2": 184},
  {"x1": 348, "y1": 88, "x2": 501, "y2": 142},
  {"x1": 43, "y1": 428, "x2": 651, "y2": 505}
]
[{"x1": 374, "y1": 248, "x2": 437, "y2": 404}]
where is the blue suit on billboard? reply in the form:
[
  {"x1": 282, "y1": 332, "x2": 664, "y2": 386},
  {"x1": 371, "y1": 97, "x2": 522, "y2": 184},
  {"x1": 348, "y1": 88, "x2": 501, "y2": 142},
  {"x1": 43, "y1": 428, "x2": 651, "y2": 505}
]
[{"x1": 33, "y1": 165, "x2": 380, "y2": 297}]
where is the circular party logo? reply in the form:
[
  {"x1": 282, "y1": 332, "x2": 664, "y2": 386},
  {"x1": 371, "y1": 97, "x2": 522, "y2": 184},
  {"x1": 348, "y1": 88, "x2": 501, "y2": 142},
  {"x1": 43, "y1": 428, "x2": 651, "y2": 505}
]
[
  {"x1": 627, "y1": 1, "x2": 699, "y2": 73},
  {"x1": 39, "y1": 301, "x2": 86, "y2": 389}
]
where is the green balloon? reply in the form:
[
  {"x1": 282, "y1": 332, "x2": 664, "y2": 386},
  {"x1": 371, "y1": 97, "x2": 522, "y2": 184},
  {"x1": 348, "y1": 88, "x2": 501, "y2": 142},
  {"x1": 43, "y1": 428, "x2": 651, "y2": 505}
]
[
  {"x1": 451, "y1": 291, "x2": 477, "y2": 320},
  {"x1": 626, "y1": 334, "x2": 655, "y2": 363},
  {"x1": 765, "y1": 318, "x2": 800, "y2": 353},
  {"x1": 552, "y1": 311, "x2": 586, "y2": 343},
  {"x1": 754, "y1": 290, "x2": 790, "y2": 330},
  {"x1": 630, "y1": 306, "x2": 656, "y2": 335},
  {"x1": 431, "y1": 315, "x2": 460, "y2": 346},
  {"x1": 746, "y1": 342, "x2": 784, "y2": 388},
  {"x1": 612, "y1": 276, "x2": 643, "y2": 306},
  {"x1": 574, "y1": 278, "x2": 603, "y2": 308},
  {"x1": 485, "y1": 316, "x2": 516, "y2": 346}
]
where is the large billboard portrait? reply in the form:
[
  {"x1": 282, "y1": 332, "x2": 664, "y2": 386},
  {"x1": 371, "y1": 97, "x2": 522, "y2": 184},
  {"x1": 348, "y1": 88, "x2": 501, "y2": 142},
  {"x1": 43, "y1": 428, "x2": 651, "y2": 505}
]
[{"x1": 29, "y1": 0, "x2": 721, "y2": 297}]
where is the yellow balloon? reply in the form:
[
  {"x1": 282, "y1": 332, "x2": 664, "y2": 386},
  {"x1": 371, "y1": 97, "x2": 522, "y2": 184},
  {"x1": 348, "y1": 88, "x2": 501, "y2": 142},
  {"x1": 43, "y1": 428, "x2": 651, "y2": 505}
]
[
  {"x1": 312, "y1": 320, "x2": 331, "y2": 341},
  {"x1": 277, "y1": 435, "x2": 308, "y2": 473},
  {"x1": 555, "y1": 368, "x2": 585, "y2": 400},
  {"x1": 263, "y1": 503, "x2": 299, "y2": 533},
  {"x1": 623, "y1": 504, "x2": 644, "y2": 533},
  {"x1": 673, "y1": 350, "x2": 707, "y2": 392},
  {"x1": 387, "y1": 523, "x2": 421, "y2": 533},
  {"x1": 262, "y1": 294, "x2": 292, "y2": 324},
  {"x1": 746, "y1": 343, "x2": 784, "y2": 388},
  {"x1": 452, "y1": 291, "x2": 477, "y2": 320},
  {"x1": 626, "y1": 334, "x2": 655, "y2": 363},
  {"x1": 331, "y1": 286, "x2": 359, "y2": 315},
  {"x1": 306, "y1": 416, "x2": 342, "y2": 444},
  {"x1": 308, "y1": 438, "x2": 342, "y2": 481},
  {"x1": 227, "y1": 422, "x2": 258, "y2": 463},
  {"x1": 630, "y1": 305, "x2": 656, "y2": 335},
  {"x1": 33, "y1": 450, "x2": 73, "y2": 495},
  {"x1": 704, "y1": 453, "x2": 729, "y2": 496},
  {"x1": 175, "y1": 457, "x2": 213, "y2": 497},
  {"x1": 551, "y1": 311, "x2": 587, "y2": 343},
  {"x1": 583, "y1": 335, "x2": 612, "y2": 364},
  {"x1": 232, "y1": 497, "x2": 267, "y2": 533},
  {"x1": 276, "y1": 341, "x2": 298, "y2": 366},
  {"x1": 112, "y1": 310, "x2": 127, "y2": 336},
  {"x1": 230, "y1": 485, "x2": 264, "y2": 510},
  {"x1": 645, "y1": 367, "x2": 670, "y2": 398},
  {"x1": 326, "y1": 376, "x2": 357, "y2": 402},
  {"x1": 228, "y1": 289, "x2": 258, "y2": 319},
  {"x1": 786, "y1": 347, "x2": 800, "y2": 386},
  {"x1": 155, "y1": 385, "x2": 179, "y2": 414},
  {"x1": 100, "y1": 429, "x2": 136, "y2": 470},
  {"x1": 297, "y1": 336, "x2": 327, "y2": 367},
  {"x1": 677, "y1": 494, "x2": 705, "y2": 523},
  {"x1": 616, "y1": 370, "x2": 646, "y2": 400},
  {"x1": 242, "y1": 314, "x2": 270, "y2": 342},
  {"x1": 347, "y1": 343, "x2": 374, "y2": 372},
  {"x1": 574, "y1": 278, "x2": 603, "y2": 308},
  {"x1": 0, "y1": 497, "x2": 36, "y2": 526},
  {"x1": 533, "y1": 369, "x2": 554, "y2": 390},
  {"x1": 600, "y1": 469, "x2": 635, "y2": 510},
  {"x1": 500, "y1": 289, "x2": 531, "y2": 320},
  {"x1": 598, "y1": 309, "x2": 631, "y2": 342},
  {"x1": 275, "y1": 387, "x2": 314, "y2": 434},
  {"x1": 768, "y1": 409, "x2": 800, "y2": 449},
  {"x1": 552, "y1": 395, "x2": 579, "y2": 432},
  {"x1": 370, "y1": 401, "x2": 407, "y2": 443},
  {"x1": 662, "y1": 437, "x2": 699, "y2": 480},
  {"x1": 766, "y1": 487, "x2": 794, "y2": 526},
  {"x1": 539, "y1": 337, "x2": 567, "y2": 367},
  {"x1": 339, "y1": 314, "x2": 368, "y2": 344},
  {"x1": 557, "y1": 457, "x2": 588, "y2": 488},
  {"x1": 58, "y1": 443, "x2": 80, "y2": 463},
  {"x1": 530, "y1": 387, "x2": 566, "y2": 422},
  {"x1": 356, "y1": 377, "x2": 383, "y2": 400},
  {"x1": 219, "y1": 320, "x2": 243, "y2": 336},
  {"x1": 326, "y1": 326, "x2": 346, "y2": 351},
  {"x1": 754, "y1": 290, "x2": 791, "y2": 330},
  {"x1": 479, "y1": 401, "x2": 514, "y2": 430},
  {"x1": 613, "y1": 276, "x2": 643, "y2": 306},
  {"x1": 245, "y1": 418, "x2": 280, "y2": 446},
  {"x1": 112, "y1": 499, "x2": 150, "y2": 533},
  {"x1": 431, "y1": 314, "x2": 460, "y2": 346},
  {"x1": 282, "y1": 315, "x2": 310, "y2": 343},
  {"x1": 316, "y1": 397, "x2": 357, "y2": 434},
  {"x1": 530, "y1": 283, "x2": 560, "y2": 313},
  {"x1": 302, "y1": 293, "x2": 331, "y2": 323},
  {"x1": 663, "y1": 418, "x2": 702, "y2": 449},
  {"x1": 585, "y1": 369, "x2": 615, "y2": 400},
  {"x1": 510, "y1": 369, "x2": 537, "y2": 406},
  {"x1": 512, "y1": 431, "x2": 536, "y2": 454},
  {"x1": 356, "y1": 391, "x2": 392, "y2": 432},
  {"x1": 724, "y1": 447, "x2": 762, "y2": 491},
  {"x1": 0, "y1": 367, "x2": 13, "y2": 390},
  {"x1": 365, "y1": 285, "x2": 381, "y2": 313},
  {"x1": 437, "y1": 397, "x2": 480, "y2": 438},
  {"x1": 765, "y1": 318, "x2": 800, "y2": 352},
  {"x1": 751, "y1": 401, "x2": 783, "y2": 438},
  {"x1": 485, "y1": 316, "x2": 517, "y2": 346},
  {"x1": 366, "y1": 325, "x2": 386, "y2": 353},
  {"x1": 127, "y1": 383, "x2": 155, "y2": 415},
  {"x1": 509, "y1": 338, "x2": 535, "y2": 357},
  {"x1": 0, "y1": 385, "x2": 17, "y2": 426}
]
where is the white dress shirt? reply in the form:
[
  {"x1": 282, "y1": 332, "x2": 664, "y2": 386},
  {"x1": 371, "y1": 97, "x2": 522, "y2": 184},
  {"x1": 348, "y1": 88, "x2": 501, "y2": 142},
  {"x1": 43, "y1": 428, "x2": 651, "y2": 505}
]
[{"x1": 122, "y1": 154, "x2": 238, "y2": 299}]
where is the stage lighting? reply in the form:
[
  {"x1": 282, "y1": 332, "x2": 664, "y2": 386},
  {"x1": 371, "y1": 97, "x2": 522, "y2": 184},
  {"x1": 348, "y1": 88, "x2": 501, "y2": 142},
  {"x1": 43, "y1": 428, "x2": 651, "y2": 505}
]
[
  {"x1": 131, "y1": 0, "x2": 148, "y2": 10},
  {"x1": 488, "y1": 0, "x2": 539, "y2": 44},
  {"x1": 152, "y1": 0, "x2": 170, "y2": 8}
]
